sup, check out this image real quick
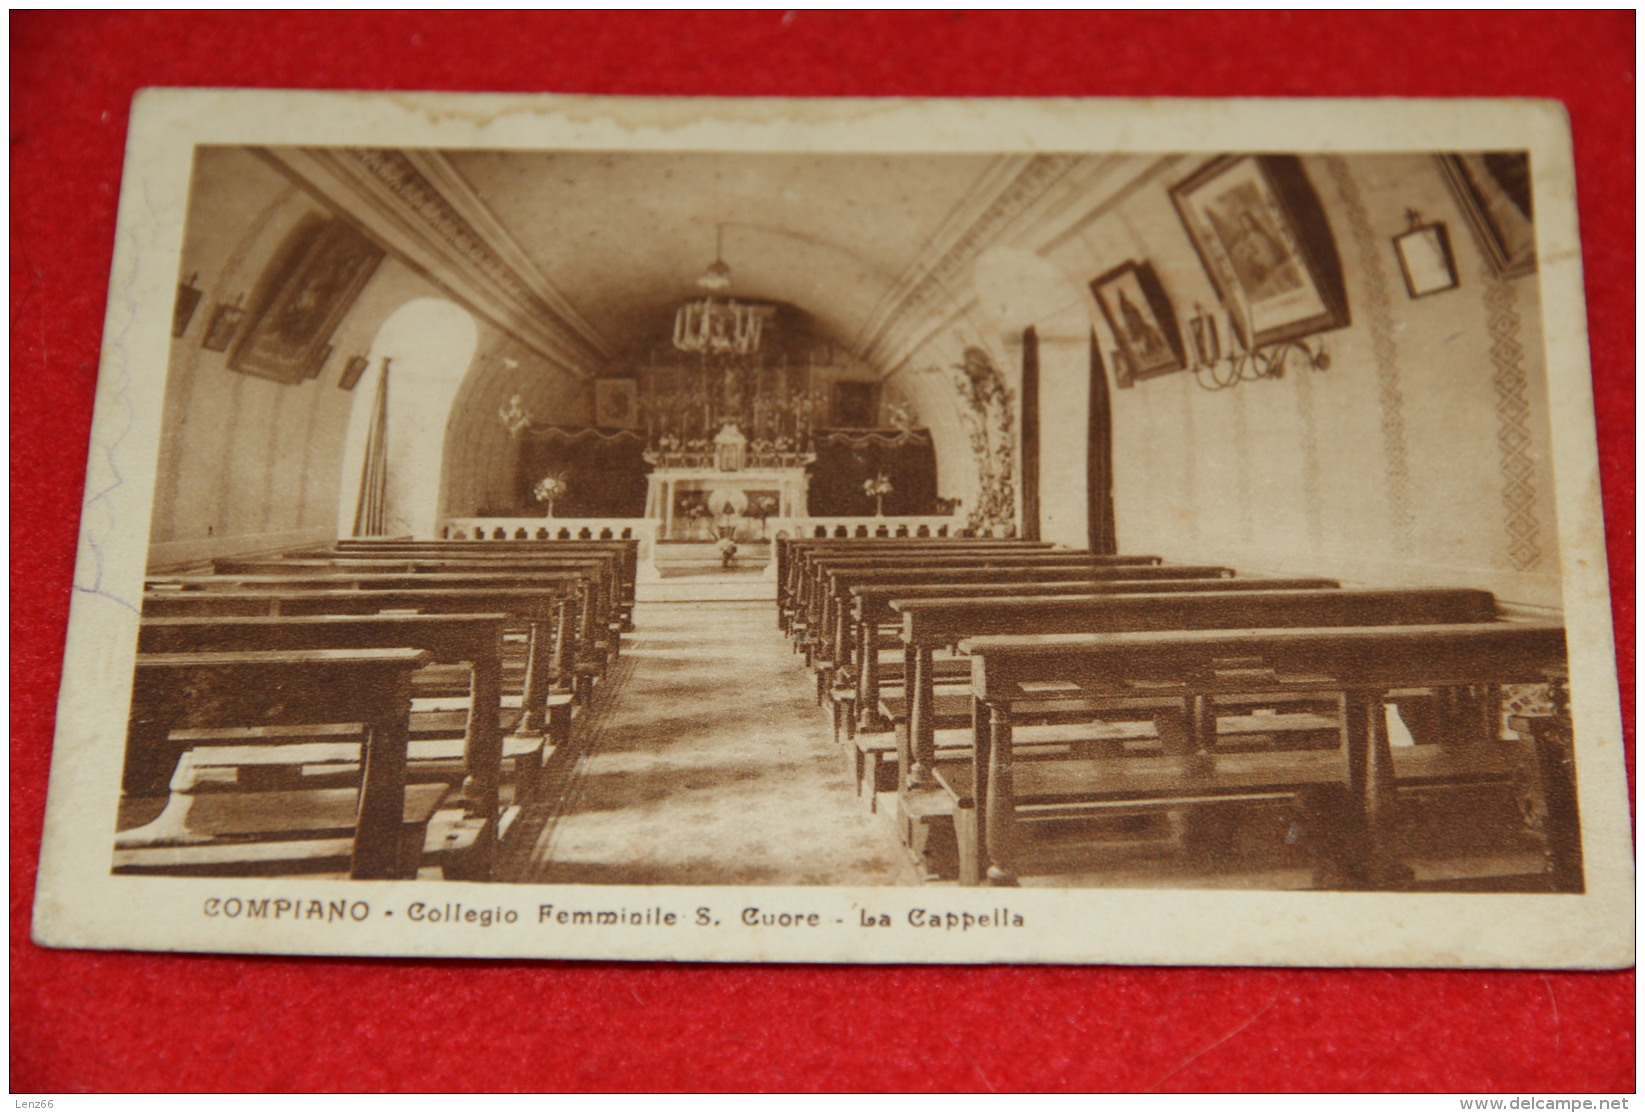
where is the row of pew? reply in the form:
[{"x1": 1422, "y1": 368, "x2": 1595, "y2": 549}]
[
  {"x1": 117, "y1": 537, "x2": 640, "y2": 881},
  {"x1": 778, "y1": 537, "x2": 1581, "y2": 891}
]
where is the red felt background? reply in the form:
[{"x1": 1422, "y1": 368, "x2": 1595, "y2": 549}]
[{"x1": 10, "y1": 11, "x2": 1634, "y2": 1094}]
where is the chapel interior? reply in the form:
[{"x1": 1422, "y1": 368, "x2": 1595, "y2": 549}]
[{"x1": 119, "y1": 144, "x2": 1577, "y2": 892}]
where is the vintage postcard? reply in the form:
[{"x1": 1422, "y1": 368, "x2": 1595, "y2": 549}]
[{"x1": 32, "y1": 91, "x2": 1632, "y2": 968}]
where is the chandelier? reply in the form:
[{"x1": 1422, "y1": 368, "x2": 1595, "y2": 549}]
[
  {"x1": 696, "y1": 223, "x2": 732, "y2": 291},
  {"x1": 673, "y1": 298, "x2": 769, "y2": 356},
  {"x1": 672, "y1": 225, "x2": 772, "y2": 356}
]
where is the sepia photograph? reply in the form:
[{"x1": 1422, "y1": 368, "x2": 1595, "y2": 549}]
[{"x1": 28, "y1": 90, "x2": 1631, "y2": 970}]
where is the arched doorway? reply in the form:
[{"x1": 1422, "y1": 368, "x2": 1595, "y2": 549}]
[{"x1": 337, "y1": 298, "x2": 478, "y2": 537}]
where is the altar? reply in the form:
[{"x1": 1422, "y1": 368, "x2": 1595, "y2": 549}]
[
  {"x1": 645, "y1": 467, "x2": 810, "y2": 541},
  {"x1": 643, "y1": 423, "x2": 811, "y2": 541}
]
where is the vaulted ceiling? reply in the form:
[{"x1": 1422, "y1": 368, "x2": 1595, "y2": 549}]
[
  {"x1": 444, "y1": 150, "x2": 1001, "y2": 358},
  {"x1": 266, "y1": 145, "x2": 1068, "y2": 378}
]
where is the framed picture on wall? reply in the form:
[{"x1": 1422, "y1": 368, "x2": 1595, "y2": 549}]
[
  {"x1": 832, "y1": 381, "x2": 877, "y2": 427},
  {"x1": 199, "y1": 298, "x2": 245, "y2": 352},
  {"x1": 1089, "y1": 260, "x2": 1185, "y2": 385},
  {"x1": 228, "y1": 216, "x2": 384, "y2": 384},
  {"x1": 1169, "y1": 154, "x2": 1350, "y2": 349},
  {"x1": 1392, "y1": 215, "x2": 1461, "y2": 298},
  {"x1": 594, "y1": 378, "x2": 640, "y2": 428},
  {"x1": 1437, "y1": 152, "x2": 1536, "y2": 280}
]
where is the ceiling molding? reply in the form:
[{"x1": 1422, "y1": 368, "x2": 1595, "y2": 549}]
[
  {"x1": 404, "y1": 151, "x2": 615, "y2": 359},
  {"x1": 258, "y1": 147, "x2": 611, "y2": 379},
  {"x1": 855, "y1": 154, "x2": 1083, "y2": 372},
  {"x1": 867, "y1": 155, "x2": 1184, "y2": 377}
]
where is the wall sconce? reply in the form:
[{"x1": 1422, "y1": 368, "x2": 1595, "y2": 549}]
[
  {"x1": 1182, "y1": 301, "x2": 1330, "y2": 392},
  {"x1": 173, "y1": 273, "x2": 203, "y2": 338}
]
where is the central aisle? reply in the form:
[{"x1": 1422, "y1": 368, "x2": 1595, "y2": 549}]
[{"x1": 520, "y1": 601, "x2": 919, "y2": 886}]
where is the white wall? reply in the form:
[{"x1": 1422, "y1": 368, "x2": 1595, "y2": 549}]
[
  {"x1": 879, "y1": 153, "x2": 1560, "y2": 607},
  {"x1": 150, "y1": 148, "x2": 603, "y2": 560},
  {"x1": 149, "y1": 148, "x2": 458, "y2": 568}
]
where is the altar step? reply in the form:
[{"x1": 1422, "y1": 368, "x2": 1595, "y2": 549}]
[
  {"x1": 653, "y1": 541, "x2": 771, "y2": 574},
  {"x1": 641, "y1": 541, "x2": 776, "y2": 602}
]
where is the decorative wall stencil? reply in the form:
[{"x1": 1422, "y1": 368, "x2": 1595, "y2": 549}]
[
  {"x1": 1293, "y1": 363, "x2": 1326, "y2": 553},
  {"x1": 1325, "y1": 156, "x2": 1416, "y2": 557},
  {"x1": 1482, "y1": 266, "x2": 1544, "y2": 572},
  {"x1": 1176, "y1": 380, "x2": 1202, "y2": 545},
  {"x1": 1231, "y1": 383, "x2": 1255, "y2": 545},
  {"x1": 936, "y1": 346, "x2": 1016, "y2": 536}
]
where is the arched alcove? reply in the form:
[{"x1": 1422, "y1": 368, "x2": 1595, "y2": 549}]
[{"x1": 337, "y1": 298, "x2": 479, "y2": 537}]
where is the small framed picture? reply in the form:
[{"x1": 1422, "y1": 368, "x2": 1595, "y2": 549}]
[
  {"x1": 594, "y1": 378, "x2": 640, "y2": 428},
  {"x1": 1089, "y1": 260, "x2": 1185, "y2": 386},
  {"x1": 338, "y1": 354, "x2": 370, "y2": 391},
  {"x1": 200, "y1": 299, "x2": 245, "y2": 351},
  {"x1": 1393, "y1": 217, "x2": 1460, "y2": 298}
]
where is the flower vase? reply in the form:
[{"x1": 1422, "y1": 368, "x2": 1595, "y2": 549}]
[
  {"x1": 544, "y1": 500, "x2": 555, "y2": 519},
  {"x1": 874, "y1": 495, "x2": 884, "y2": 517}
]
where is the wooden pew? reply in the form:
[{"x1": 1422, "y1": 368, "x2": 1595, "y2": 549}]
[
  {"x1": 896, "y1": 586, "x2": 1493, "y2": 785},
  {"x1": 776, "y1": 539, "x2": 1054, "y2": 632},
  {"x1": 839, "y1": 570, "x2": 1273, "y2": 726},
  {"x1": 141, "y1": 586, "x2": 575, "y2": 734},
  {"x1": 810, "y1": 560, "x2": 1227, "y2": 688},
  {"x1": 853, "y1": 577, "x2": 1339, "y2": 724},
  {"x1": 147, "y1": 571, "x2": 616, "y2": 701},
  {"x1": 779, "y1": 539, "x2": 1056, "y2": 638},
  {"x1": 320, "y1": 539, "x2": 639, "y2": 628},
  {"x1": 833, "y1": 576, "x2": 1342, "y2": 812},
  {"x1": 212, "y1": 554, "x2": 624, "y2": 644},
  {"x1": 787, "y1": 543, "x2": 1126, "y2": 621},
  {"x1": 135, "y1": 613, "x2": 533, "y2": 880},
  {"x1": 797, "y1": 553, "x2": 1178, "y2": 670},
  {"x1": 324, "y1": 537, "x2": 636, "y2": 595},
  {"x1": 953, "y1": 616, "x2": 1567, "y2": 889},
  {"x1": 116, "y1": 648, "x2": 437, "y2": 880},
  {"x1": 800, "y1": 558, "x2": 1221, "y2": 714}
]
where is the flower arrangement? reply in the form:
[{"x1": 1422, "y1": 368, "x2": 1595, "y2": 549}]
[
  {"x1": 715, "y1": 533, "x2": 739, "y2": 568},
  {"x1": 863, "y1": 473, "x2": 893, "y2": 516},
  {"x1": 533, "y1": 472, "x2": 568, "y2": 517},
  {"x1": 743, "y1": 494, "x2": 780, "y2": 538}
]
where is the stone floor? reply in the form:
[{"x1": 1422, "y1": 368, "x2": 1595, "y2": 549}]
[
  {"x1": 508, "y1": 601, "x2": 1547, "y2": 891},
  {"x1": 517, "y1": 601, "x2": 919, "y2": 886}
]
